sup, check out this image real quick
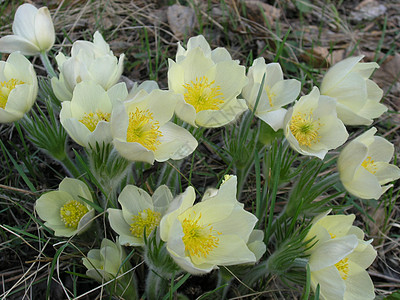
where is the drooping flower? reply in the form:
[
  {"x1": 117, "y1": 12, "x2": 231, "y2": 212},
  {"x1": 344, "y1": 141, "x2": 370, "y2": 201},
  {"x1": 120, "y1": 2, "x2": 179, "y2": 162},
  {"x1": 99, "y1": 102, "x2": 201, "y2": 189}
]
[
  {"x1": 305, "y1": 212, "x2": 377, "y2": 300},
  {"x1": 35, "y1": 178, "x2": 94, "y2": 237},
  {"x1": 60, "y1": 81, "x2": 127, "y2": 148},
  {"x1": 338, "y1": 127, "x2": 400, "y2": 200},
  {"x1": 108, "y1": 185, "x2": 173, "y2": 246},
  {"x1": 283, "y1": 87, "x2": 348, "y2": 159},
  {"x1": 111, "y1": 82, "x2": 197, "y2": 164},
  {"x1": 0, "y1": 3, "x2": 55, "y2": 56},
  {"x1": 320, "y1": 55, "x2": 387, "y2": 126},
  {"x1": 242, "y1": 57, "x2": 301, "y2": 131},
  {"x1": 51, "y1": 31, "x2": 125, "y2": 102},
  {"x1": 82, "y1": 238, "x2": 128, "y2": 282},
  {"x1": 0, "y1": 52, "x2": 38, "y2": 123},
  {"x1": 160, "y1": 175, "x2": 258, "y2": 274},
  {"x1": 168, "y1": 35, "x2": 248, "y2": 127}
]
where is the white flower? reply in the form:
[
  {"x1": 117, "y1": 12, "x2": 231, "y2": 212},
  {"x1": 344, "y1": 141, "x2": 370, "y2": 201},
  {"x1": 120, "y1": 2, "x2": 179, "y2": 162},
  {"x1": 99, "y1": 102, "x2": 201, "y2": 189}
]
[
  {"x1": 0, "y1": 4, "x2": 55, "y2": 56},
  {"x1": 338, "y1": 127, "x2": 400, "y2": 199},
  {"x1": 51, "y1": 31, "x2": 125, "y2": 102},
  {"x1": 60, "y1": 81, "x2": 127, "y2": 148},
  {"x1": 108, "y1": 185, "x2": 173, "y2": 246},
  {"x1": 35, "y1": 178, "x2": 94, "y2": 237},
  {"x1": 160, "y1": 175, "x2": 258, "y2": 274},
  {"x1": 320, "y1": 55, "x2": 387, "y2": 126},
  {"x1": 111, "y1": 82, "x2": 197, "y2": 164},
  {"x1": 0, "y1": 52, "x2": 38, "y2": 123},
  {"x1": 283, "y1": 87, "x2": 348, "y2": 159},
  {"x1": 242, "y1": 57, "x2": 301, "y2": 131},
  {"x1": 168, "y1": 35, "x2": 248, "y2": 127},
  {"x1": 306, "y1": 212, "x2": 376, "y2": 300}
]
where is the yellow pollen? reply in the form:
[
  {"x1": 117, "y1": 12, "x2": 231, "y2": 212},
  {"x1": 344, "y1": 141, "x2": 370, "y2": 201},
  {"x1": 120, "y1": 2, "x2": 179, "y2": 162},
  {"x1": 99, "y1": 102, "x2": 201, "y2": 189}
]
[
  {"x1": 265, "y1": 86, "x2": 275, "y2": 107},
  {"x1": 183, "y1": 76, "x2": 224, "y2": 112},
  {"x1": 182, "y1": 213, "x2": 220, "y2": 258},
  {"x1": 129, "y1": 208, "x2": 161, "y2": 238},
  {"x1": 60, "y1": 200, "x2": 89, "y2": 229},
  {"x1": 79, "y1": 111, "x2": 110, "y2": 132},
  {"x1": 329, "y1": 233, "x2": 337, "y2": 239},
  {"x1": 361, "y1": 156, "x2": 377, "y2": 174},
  {"x1": 126, "y1": 108, "x2": 162, "y2": 151},
  {"x1": 335, "y1": 257, "x2": 349, "y2": 280},
  {"x1": 289, "y1": 111, "x2": 321, "y2": 146},
  {"x1": 0, "y1": 78, "x2": 25, "y2": 109}
]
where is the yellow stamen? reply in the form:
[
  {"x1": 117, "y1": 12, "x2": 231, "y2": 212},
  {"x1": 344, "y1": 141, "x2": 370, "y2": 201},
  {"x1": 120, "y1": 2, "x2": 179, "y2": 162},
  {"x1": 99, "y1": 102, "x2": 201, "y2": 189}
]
[
  {"x1": 265, "y1": 86, "x2": 275, "y2": 107},
  {"x1": 126, "y1": 108, "x2": 162, "y2": 151},
  {"x1": 183, "y1": 76, "x2": 224, "y2": 112},
  {"x1": 129, "y1": 208, "x2": 161, "y2": 238},
  {"x1": 0, "y1": 78, "x2": 25, "y2": 109},
  {"x1": 335, "y1": 257, "x2": 349, "y2": 280},
  {"x1": 182, "y1": 213, "x2": 220, "y2": 258},
  {"x1": 361, "y1": 156, "x2": 377, "y2": 174},
  {"x1": 289, "y1": 111, "x2": 321, "y2": 146},
  {"x1": 329, "y1": 233, "x2": 337, "y2": 239},
  {"x1": 79, "y1": 111, "x2": 110, "y2": 132},
  {"x1": 60, "y1": 200, "x2": 89, "y2": 229}
]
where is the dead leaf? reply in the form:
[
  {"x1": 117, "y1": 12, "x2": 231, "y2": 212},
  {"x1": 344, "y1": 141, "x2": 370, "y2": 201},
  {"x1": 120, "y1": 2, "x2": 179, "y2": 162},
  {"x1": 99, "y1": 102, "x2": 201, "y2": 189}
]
[
  {"x1": 242, "y1": 0, "x2": 281, "y2": 25},
  {"x1": 351, "y1": 0, "x2": 387, "y2": 21},
  {"x1": 167, "y1": 4, "x2": 196, "y2": 40},
  {"x1": 372, "y1": 53, "x2": 400, "y2": 96},
  {"x1": 300, "y1": 46, "x2": 330, "y2": 68}
]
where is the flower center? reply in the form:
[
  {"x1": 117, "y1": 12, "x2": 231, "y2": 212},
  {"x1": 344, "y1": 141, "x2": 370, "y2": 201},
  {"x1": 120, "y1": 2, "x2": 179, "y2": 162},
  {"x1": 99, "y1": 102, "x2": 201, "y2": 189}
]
[
  {"x1": 126, "y1": 108, "x2": 162, "y2": 151},
  {"x1": 181, "y1": 213, "x2": 220, "y2": 258},
  {"x1": 361, "y1": 156, "x2": 377, "y2": 174},
  {"x1": 79, "y1": 111, "x2": 110, "y2": 132},
  {"x1": 60, "y1": 200, "x2": 89, "y2": 229},
  {"x1": 265, "y1": 86, "x2": 275, "y2": 107},
  {"x1": 129, "y1": 208, "x2": 161, "y2": 238},
  {"x1": 0, "y1": 79, "x2": 25, "y2": 109},
  {"x1": 289, "y1": 111, "x2": 321, "y2": 146},
  {"x1": 335, "y1": 257, "x2": 349, "y2": 280},
  {"x1": 183, "y1": 76, "x2": 224, "y2": 112}
]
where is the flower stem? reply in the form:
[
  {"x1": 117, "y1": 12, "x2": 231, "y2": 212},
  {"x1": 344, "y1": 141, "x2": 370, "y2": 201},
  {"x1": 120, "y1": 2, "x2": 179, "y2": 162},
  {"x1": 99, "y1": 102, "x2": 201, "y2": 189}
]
[
  {"x1": 59, "y1": 154, "x2": 81, "y2": 178},
  {"x1": 39, "y1": 51, "x2": 57, "y2": 78}
]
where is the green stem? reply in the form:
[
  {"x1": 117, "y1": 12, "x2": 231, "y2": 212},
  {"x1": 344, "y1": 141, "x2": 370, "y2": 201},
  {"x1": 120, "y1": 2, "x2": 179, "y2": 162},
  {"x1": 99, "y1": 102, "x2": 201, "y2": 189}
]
[
  {"x1": 145, "y1": 270, "x2": 168, "y2": 300},
  {"x1": 59, "y1": 154, "x2": 81, "y2": 178},
  {"x1": 40, "y1": 51, "x2": 57, "y2": 78}
]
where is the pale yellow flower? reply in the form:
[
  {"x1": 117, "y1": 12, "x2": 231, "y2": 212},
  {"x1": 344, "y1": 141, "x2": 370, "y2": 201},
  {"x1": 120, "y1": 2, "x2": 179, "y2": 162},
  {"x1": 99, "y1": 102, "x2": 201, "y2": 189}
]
[
  {"x1": 60, "y1": 81, "x2": 127, "y2": 148},
  {"x1": 51, "y1": 31, "x2": 125, "y2": 102},
  {"x1": 108, "y1": 185, "x2": 173, "y2": 246},
  {"x1": 320, "y1": 55, "x2": 387, "y2": 126},
  {"x1": 111, "y1": 82, "x2": 197, "y2": 164},
  {"x1": 0, "y1": 52, "x2": 38, "y2": 123},
  {"x1": 283, "y1": 87, "x2": 348, "y2": 159},
  {"x1": 0, "y1": 4, "x2": 55, "y2": 56},
  {"x1": 242, "y1": 57, "x2": 301, "y2": 131},
  {"x1": 160, "y1": 176, "x2": 258, "y2": 274},
  {"x1": 305, "y1": 212, "x2": 376, "y2": 300},
  {"x1": 35, "y1": 178, "x2": 94, "y2": 237},
  {"x1": 338, "y1": 127, "x2": 400, "y2": 199},
  {"x1": 82, "y1": 238, "x2": 127, "y2": 282},
  {"x1": 168, "y1": 35, "x2": 248, "y2": 127}
]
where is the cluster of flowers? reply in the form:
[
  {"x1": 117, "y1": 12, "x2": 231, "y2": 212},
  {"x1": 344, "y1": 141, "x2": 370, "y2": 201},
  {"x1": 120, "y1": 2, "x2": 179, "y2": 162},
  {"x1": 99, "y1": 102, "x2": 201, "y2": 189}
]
[{"x1": 1, "y1": 3, "x2": 399, "y2": 300}]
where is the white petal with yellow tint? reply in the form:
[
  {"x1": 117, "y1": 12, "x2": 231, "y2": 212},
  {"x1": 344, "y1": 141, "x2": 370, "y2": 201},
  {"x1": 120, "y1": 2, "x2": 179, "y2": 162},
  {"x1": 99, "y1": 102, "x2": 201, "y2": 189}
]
[
  {"x1": 154, "y1": 122, "x2": 197, "y2": 162},
  {"x1": 113, "y1": 138, "x2": 155, "y2": 164},
  {"x1": 0, "y1": 35, "x2": 40, "y2": 56},
  {"x1": 34, "y1": 7, "x2": 55, "y2": 51},
  {"x1": 344, "y1": 261, "x2": 375, "y2": 300},
  {"x1": 308, "y1": 235, "x2": 358, "y2": 272},
  {"x1": 311, "y1": 266, "x2": 345, "y2": 300}
]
